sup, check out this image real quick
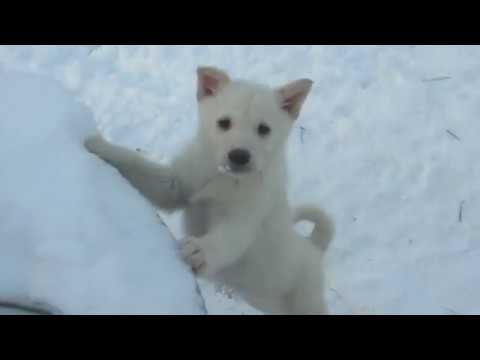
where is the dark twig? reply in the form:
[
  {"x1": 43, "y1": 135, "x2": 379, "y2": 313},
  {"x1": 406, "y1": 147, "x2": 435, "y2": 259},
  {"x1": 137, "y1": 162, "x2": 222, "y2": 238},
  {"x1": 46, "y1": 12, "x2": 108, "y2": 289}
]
[
  {"x1": 329, "y1": 287, "x2": 343, "y2": 299},
  {"x1": 446, "y1": 129, "x2": 461, "y2": 141},
  {"x1": 459, "y1": 200, "x2": 465, "y2": 223},
  {"x1": 422, "y1": 76, "x2": 451, "y2": 82},
  {"x1": 299, "y1": 126, "x2": 307, "y2": 144},
  {"x1": 442, "y1": 307, "x2": 459, "y2": 315},
  {"x1": 0, "y1": 300, "x2": 58, "y2": 315},
  {"x1": 88, "y1": 45, "x2": 102, "y2": 56},
  {"x1": 155, "y1": 211, "x2": 168, "y2": 227}
]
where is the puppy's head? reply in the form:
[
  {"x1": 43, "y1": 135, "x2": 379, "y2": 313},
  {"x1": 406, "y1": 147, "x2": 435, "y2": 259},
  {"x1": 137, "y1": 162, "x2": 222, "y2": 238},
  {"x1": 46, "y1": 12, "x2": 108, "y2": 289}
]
[{"x1": 196, "y1": 66, "x2": 312, "y2": 176}]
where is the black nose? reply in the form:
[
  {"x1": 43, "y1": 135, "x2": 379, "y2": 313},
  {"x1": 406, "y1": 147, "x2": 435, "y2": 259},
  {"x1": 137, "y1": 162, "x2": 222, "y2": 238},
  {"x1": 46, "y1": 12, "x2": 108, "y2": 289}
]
[{"x1": 228, "y1": 149, "x2": 251, "y2": 166}]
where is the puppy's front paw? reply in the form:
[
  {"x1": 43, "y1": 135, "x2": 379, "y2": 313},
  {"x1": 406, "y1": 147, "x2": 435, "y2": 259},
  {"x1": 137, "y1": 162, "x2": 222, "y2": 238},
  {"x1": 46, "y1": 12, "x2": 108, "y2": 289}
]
[
  {"x1": 84, "y1": 134, "x2": 107, "y2": 155},
  {"x1": 180, "y1": 237, "x2": 207, "y2": 275}
]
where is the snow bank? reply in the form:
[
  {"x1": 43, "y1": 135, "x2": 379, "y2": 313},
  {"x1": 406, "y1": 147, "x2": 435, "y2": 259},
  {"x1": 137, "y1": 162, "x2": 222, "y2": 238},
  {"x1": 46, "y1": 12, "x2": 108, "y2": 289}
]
[{"x1": 0, "y1": 69, "x2": 205, "y2": 314}]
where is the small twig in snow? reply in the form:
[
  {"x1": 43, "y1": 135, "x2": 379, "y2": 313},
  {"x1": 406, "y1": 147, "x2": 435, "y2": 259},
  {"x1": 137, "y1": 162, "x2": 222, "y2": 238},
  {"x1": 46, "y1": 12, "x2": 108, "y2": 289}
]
[
  {"x1": 299, "y1": 126, "x2": 307, "y2": 144},
  {"x1": 459, "y1": 200, "x2": 465, "y2": 223},
  {"x1": 88, "y1": 45, "x2": 102, "y2": 56},
  {"x1": 0, "y1": 300, "x2": 58, "y2": 315},
  {"x1": 422, "y1": 76, "x2": 451, "y2": 82},
  {"x1": 155, "y1": 211, "x2": 168, "y2": 227},
  {"x1": 329, "y1": 287, "x2": 343, "y2": 299},
  {"x1": 446, "y1": 129, "x2": 461, "y2": 141},
  {"x1": 442, "y1": 307, "x2": 459, "y2": 315}
]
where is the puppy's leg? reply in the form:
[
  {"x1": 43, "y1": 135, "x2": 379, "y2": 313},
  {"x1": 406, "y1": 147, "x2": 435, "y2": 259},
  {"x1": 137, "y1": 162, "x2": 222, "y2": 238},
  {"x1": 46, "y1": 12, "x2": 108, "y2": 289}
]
[
  {"x1": 183, "y1": 201, "x2": 210, "y2": 237},
  {"x1": 84, "y1": 134, "x2": 188, "y2": 211},
  {"x1": 287, "y1": 262, "x2": 329, "y2": 315},
  {"x1": 180, "y1": 218, "x2": 256, "y2": 277}
]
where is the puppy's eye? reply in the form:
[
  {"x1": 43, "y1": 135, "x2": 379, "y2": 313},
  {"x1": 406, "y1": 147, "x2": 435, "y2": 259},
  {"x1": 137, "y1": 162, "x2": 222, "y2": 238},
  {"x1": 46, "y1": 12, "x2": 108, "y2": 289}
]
[
  {"x1": 217, "y1": 117, "x2": 232, "y2": 131},
  {"x1": 257, "y1": 123, "x2": 271, "y2": 137}
]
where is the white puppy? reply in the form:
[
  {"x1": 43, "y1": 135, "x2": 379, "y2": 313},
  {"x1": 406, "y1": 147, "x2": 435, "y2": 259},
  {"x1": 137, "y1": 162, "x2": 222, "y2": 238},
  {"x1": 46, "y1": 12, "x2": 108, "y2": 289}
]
[{"x1": 85, "y1": 66, "x2": 334, "y2": 314}]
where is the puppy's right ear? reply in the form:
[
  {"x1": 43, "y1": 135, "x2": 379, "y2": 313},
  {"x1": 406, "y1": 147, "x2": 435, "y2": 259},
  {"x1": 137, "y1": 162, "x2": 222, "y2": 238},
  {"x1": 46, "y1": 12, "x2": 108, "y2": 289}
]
[{"x1": 197, "y1": 66, "x2": 230, "y2": 101}]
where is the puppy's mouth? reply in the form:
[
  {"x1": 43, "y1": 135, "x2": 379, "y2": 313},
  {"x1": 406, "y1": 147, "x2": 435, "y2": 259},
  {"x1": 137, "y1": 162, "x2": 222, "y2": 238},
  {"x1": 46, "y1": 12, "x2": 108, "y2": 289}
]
[{"x1": 218, "y1": 163, "x2": 254, "y2": 176}]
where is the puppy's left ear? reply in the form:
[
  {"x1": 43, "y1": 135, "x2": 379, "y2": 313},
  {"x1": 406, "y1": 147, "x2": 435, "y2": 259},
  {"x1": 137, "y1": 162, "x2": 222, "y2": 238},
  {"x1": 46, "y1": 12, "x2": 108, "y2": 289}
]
[{"x1": 276, "y1": 79, "x2": 313, "y2": 120}]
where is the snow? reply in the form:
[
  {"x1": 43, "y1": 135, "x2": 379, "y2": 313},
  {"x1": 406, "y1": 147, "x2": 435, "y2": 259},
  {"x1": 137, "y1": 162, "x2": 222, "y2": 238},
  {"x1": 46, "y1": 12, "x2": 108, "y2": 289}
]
[
  {"x1": 1, "y1": 45, "x2": 479, "y2": 314},
  {"x1": 0, "y1": 69, "x2": 205, "y2": 315}
]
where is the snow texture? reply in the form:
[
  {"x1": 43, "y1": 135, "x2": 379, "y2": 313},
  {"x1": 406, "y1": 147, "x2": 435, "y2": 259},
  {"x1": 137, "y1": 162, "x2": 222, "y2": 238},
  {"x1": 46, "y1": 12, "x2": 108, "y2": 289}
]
[
  {"x1": 1, "y1": 45, "x2": 479, "y2": 314},
  {"x1": 0, "y1": 68, "x2": 205, "y2": 315}
]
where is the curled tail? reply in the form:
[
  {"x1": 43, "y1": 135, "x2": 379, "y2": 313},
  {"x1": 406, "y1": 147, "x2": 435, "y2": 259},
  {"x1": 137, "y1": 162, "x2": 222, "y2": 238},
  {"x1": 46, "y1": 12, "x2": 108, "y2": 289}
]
[{"x1": 294, "y1": 205, "x2": 335, "y2": 252}]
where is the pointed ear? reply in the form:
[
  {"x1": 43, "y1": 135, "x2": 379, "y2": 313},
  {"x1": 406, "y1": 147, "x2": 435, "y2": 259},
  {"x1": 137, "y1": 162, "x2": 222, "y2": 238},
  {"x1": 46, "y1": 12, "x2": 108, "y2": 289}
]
[
  {"x1": 276, "y1": 79, "x2": 313, "y2": 120},
  {"x1": 197, "y1": 66, "x2": 231, "y2": 101}
]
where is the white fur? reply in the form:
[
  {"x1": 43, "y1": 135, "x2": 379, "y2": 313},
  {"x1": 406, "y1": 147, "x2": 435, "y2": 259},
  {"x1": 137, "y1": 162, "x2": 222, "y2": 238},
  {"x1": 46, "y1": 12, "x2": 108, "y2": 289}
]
[{"x1": 84, "y1": 67, "x2": 334, "y2": 314}]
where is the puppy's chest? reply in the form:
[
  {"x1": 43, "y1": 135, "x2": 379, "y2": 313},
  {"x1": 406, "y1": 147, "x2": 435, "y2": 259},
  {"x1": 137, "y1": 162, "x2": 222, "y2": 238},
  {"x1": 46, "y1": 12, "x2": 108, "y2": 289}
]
[
  {"x1": 190, "y1": 198, "x2": 227, "y2": 226},
  {"x1": 185, "y1": 180, "x2": 229, "y2": 231},
  {"x1": 186, "y1": 176, "x2": 259, "y2": 233},
  {"x1": 190, "y1": 175, "x2": 255, "y2": 209}
]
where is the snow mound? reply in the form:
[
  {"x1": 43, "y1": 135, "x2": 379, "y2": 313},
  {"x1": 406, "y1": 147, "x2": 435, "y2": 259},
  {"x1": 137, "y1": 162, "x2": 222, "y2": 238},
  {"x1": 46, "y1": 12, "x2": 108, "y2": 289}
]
[{"x1": 0, "y1": 69, "x2": 205, "y2": 314}]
